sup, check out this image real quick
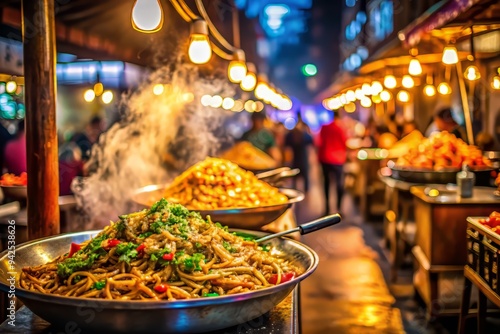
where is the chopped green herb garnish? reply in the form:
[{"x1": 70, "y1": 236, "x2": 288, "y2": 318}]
[
  {"x1": 116, "y1": 242, "x2": 139, "y2": 263},
  {"x1": 93, "y1": 280, "x2": 106, "y2": 290},
  {"x1": 139, "y1": 231, "x2": 153, "y2": 238},
  {"x1": 223, "y1": 241, "x2": 237, "y2": 253}
]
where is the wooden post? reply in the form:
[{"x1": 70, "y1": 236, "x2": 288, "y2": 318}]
[{"x1": 22, "y1": 0, "x2": 60, "y2": 238}]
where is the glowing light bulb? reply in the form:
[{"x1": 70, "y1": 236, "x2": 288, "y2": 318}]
[
  {"x1": 371, "y1": 81, "x2": 383, "y2": 95},
  {"x1": 397, "y1": 90, "x2": 410, "y2": 103},
  {"x1": 210, "y1": 95, "x2": 223, "y2": 108},
  {"x1": 362, "y1": 83, "x2": 371, "y2": 95},
  {"x1": 222, "y1": 97, "x2": 235, "y2": 110},
  {"x1": 278, "y1": 97, "x2": 292, "y2": 110},
  {"x1": 254, "y1": 101, "x2": 264, "y2": 112},
  {"x1": 360, "y1": 96, "x2": 372, "y2": 108},
  {"x1": 355, "y1": 88, "x2": 364, "y2": 100},
  {"x1": 402, "y1": 75, "x2": 414, "y2": 89},
  {"x1": 408, "y1": 58, "x2": 422, "y2": 76},
  {"x1": 101, "y1": 90, "x2": 114, "y2": 104},
  {"x1": 340, "y1": 94, "x2": 347, "y2": 105},
  {"x1": 93, "y1": 82, "x2": 104, "y2": 96},
  {"x1": 423, "y1": 84, "x2": 436, "y2": 97},
  {"x1": 188, "y1": 20, "x2": 211, "y2": 64},
  {"x1": 244, "y1": 100, "x2": 255, "y2": 112},
  {"x1": 442, "y1": 46, "x2": 459, "y2": 65},
  {"x1": 492, "y1": 76, "x2": 500, "y2": 90},
  {"x1": 153, "y1": 84, "x2": 164, "y2": 95},
  {"x1": 383, "y1": 75, "x2": 397, "y2": 89},
  {"x1": 344, "y1": 102, "x2": 356, "y2": 113},
  {"x1": 437, "y1": 82, "x2": 451, "y2": 95},
  {"x1": 240, "y1": 72, "x2": 257, "y2": 91},
  {"x1": 228, "y1": 50, "x2": 247, "y2": 83},
  {"x1": 464, "y1": 65, "x2": 481, "y2": 81},
  {"x1": 255, "y1": 82, "x2": 269, "y2": 100},
  {"x1": 201, "y1": 95, "x2": 212, "y2": 106},
  {"x1": 5, "y1": 80, "x2": 17, "y2": 94},
  {"x1": 131, "y1": 0, "x2": 163, "y2": 33},
  {"x1": 380, "y1": 90, "x2": 391, "y2": 102},
  {"x1": 346, "y1": 90, "x2": 356, "y2": 102},
  {"x1": 371, "y1": 95, "x2": 382, "y2": 104},
  {"x1": 83, "y1": 89, "x2": 95, "y2": 102}
]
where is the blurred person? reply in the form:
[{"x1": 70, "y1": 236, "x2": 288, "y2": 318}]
[
  {"x1": 72, "y1": 115, "x2": 105, "y2": 161},
  {"x1": 401, "y1": 121, "x2": 417, "y2": 138},
  {"x1": 284, "y1": 116, "x2": 313, "y2": 192},
  {"x1": 59, "y1": 133, "x2": 84, "y2": 195},
  {"x1": 432, "y1": 107, "x2": 467, "y2": 142},
  {"x1": 0, "y1": 122, "x2": 13, "y2": 173},
  {"x1": 241, "y1": 112, "x2": 282, "y2": 163},
  {"x1": 4, "y1": 121, "x2": 26, "y2": 175},
  {"x1": 316, "y1": 110, "x2": 347, "y2": 214}
]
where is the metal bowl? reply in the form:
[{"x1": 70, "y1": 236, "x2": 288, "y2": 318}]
[
  {"x1": 131, "y1": 185, "x2": 305, "y2": 230},
  {"x1": 390, "y1": 166, "x2": 495, "y2": 186},
  {"x1": 0, "y1": 185, "x2": 27, "y2": 199},
  {"x1": 0, "y1": 230, "x2": 318, "y2": 333}
]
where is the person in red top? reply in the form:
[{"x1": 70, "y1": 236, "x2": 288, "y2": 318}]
[
  {"x1": 4, "y1": 121, "x2": 27, "y2": 175},
  {"x1": 316, "y1": 110, "x2": 347, "y2": 215}
]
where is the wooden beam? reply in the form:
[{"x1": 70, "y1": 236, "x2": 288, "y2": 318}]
[{"x1": 22, "y1": 0, "x2": 60, "y2": 239}]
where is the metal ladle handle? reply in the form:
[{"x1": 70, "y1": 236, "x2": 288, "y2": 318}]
[{"x1": 255, "y1": 214, "x2": 342, "y2": 244}]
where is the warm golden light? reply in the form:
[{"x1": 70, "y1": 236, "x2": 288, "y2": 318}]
[
  {"x1": 240, "y1": 72, "x2": 257, "y2": 91},
  {"x1": 5, "y1": 80, "x2": 17, "y2": 94},
  {"x1": 153, "y1": 83, "x2": 164, "y2": 95},
  {"x1": 83, "y1": 89, "x2": 95, "y2": 102},
  {"x1": 182, "y1": 92, "x2": 194, "y2": 103},
  {"x1": 397, "y1": 90, "x2": 410, "y2": 103},
  {"x1": 131, "y1": 0, "x2": 163, "y2": 33},
  {"x1": 371, "y1": 95, "x2": 382, "y2": 104},
  {"x1": 362, "y1": 83, "x2": 371, "y2": 95},
  {"x1": 401, "y1": 75, "x2": 414, "y2": 89},
  {"x1": 101, "y1": 90, "x2": 114, "y2": 104},
  {"x1": 344, "y1": 102, "x2": 356, "y2": 113},
  {"x1": 492, "y1": 76, "x2": 500, "y2": 90},
  {"x1": 380, "y1": 90, "x2": 391, "y2": 102},
  {"x1": 408, "y1": 58, "x2": 422, "y2": 76},
  {"x1": 188, "y1": 20, "x2": 211, "y2": 64},
  {"x1": 437, "y1": 82, "x2": 451, "y2": 95},
  {"x1": 254, "y1": 101, "x2": 264, "y2": 112},
  {"x1": 327, "y1": 97, "x2": 342, "y2": 110},
  {"x1": 244, "y1": 100, "x2": 255, "y2": 112},
  {"x1": 201, "y1": 94, "x2": 212, "y2": 106},
  {"x1": 228, "y1": 50, "x2": 247, "y2": 83},
  {"x1": 222, "y1": 97, "x2": 235, "y2": 110},
  {"x1": 360, "y1": 96, "x2": 372, "y2": 108},
  {"x1": 232, "y1": 99, "x2": 244, "y2": 112},
  {"x1": 340, "y1": 94, "x2": 347, "y2": 105},
  {"x1": 346, "y1": 90, "x2": 356, "y2": 102},
  {"x1": 93, "y1": 82, "x2": 104, "y2": 96},
  {"x1": 255, "y1": 82, "x2": 269, "y2": 100},
  {"x1": 464, "y1": 65, "x2": 481, "y2": 81},
  {"x1": 424, "y1": 84, "x2": 436, "y2": 97},
  {"x1": 278, "y1": 97, "x2": 293, "y2": 111},
  {"x1": 210, "y1": 95, "x2": 223, "y2": 108},
  {"x1": 442, "y1": 46, "x2": 459, "y2": 65},
  {"x1": 355, "y1": 88, "x2": 364, "y2": 100},
  {"x1": 383, "y1": 75, "x2": 397, "y2": 89},
  {"x1": 371, "y1": 81, "x2": 383, "y2": 95}
]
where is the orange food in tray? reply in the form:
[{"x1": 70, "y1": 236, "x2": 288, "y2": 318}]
[
  {"x1": 0, "y1": 172, "x2": 27, "y2": 186},
  {"x1": 479, "y1": 212, "x2": 500, "y2": 234},
  {"x1": 396, "y1": 131, "x2": 488, "y2": 170}
]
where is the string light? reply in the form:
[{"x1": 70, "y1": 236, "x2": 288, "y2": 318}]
[
  {"x1": 492, "y1": 76, "x2": 500, "y2": 90},
  {"x1": 371, "y1": 81, "x2": 383, "y2": 95},
  {"x1": 131, "y1": 0, "x2": 164, "y2": 33},
  {"x1": 210, "y1": 95, "x2": 223, "y2": 108},
  {"x1": 228, "y1": 49, "x2": 247, "y2": 83},
  {"x1": 101, "y1": 90, "x2": 114, "y2": 104},
  {"x1": 383, "y1": 75, "x2": 397, "y2": 89},
  {"x1": 402, "y1": 75, "x2": 414, "y2": 89},
  {"x1": 380, "y1": 90, "x2": 391, "y2": 102},
  {"x1": 346, "y1": 90, "x2": 356, "y2": 102},
  {"x1": 424, "y1": 84, "x2": 436, "y2": 97},
  {"x1": 437, "y1": 82, "x2": 451, "y2": 95},
  {"x1": 464, "y1": 65, "x2": 481, "y2": 81},
  {"x1": 360, "y1": 96, "x2": 372, "y2": 108},
  {"x1": 222, "y1": 97, "x2": 235, "y2": 110},
  {"x1": 83, "y1": 89, "x2": 95, "y2": 102},
  {"x1": 5, "y1": 80, "x2": 17, "y2": 94},
  {"x1": 442, "y1": 45, "x2": 459, "y2": 65},
  {"x1": 201, "y1": 94, "x2": 212, "y2": 106},
  {"x1": 408, "y1": 58, "x2": 422, "y2": 76},
  {"x1": 153, "y1": 84, "x2": 164, "y2": 95},
  {"x1": 362, "y1": 83, "x2": 372, "y2": 95},
  {"x1": 355, "y1": 88, "x2": 364, "y2": 100},
  {"x1": 344, "y1": 102, "x2": 356, "y2": 113},
  {"x1": 93, "y1": 82, "x2": 104, "y2": 96},
  {"x1": 397, "y1": 90, "x2": 410, "y2": 103},
  {"x1": 188, "y1": 20, "x2": 212, "y2": 64},
  {"x1": 240, "y1": 63, "x2": 257, "y2": 91}
]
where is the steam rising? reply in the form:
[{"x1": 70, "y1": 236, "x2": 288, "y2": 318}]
[{"x1": 73, "y1": 63, "x2": 234, "y2": 228}]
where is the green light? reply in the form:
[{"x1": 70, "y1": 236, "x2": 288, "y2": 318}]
[{"x1": 302, "y1": 64, "x2": 317, "y2": 76}]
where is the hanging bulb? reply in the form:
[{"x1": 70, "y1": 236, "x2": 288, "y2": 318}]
[
  {"x1": 383, "y1": 75, "x2": 397, "y2": 89},
  {"x1": 442, "y1": 46, "x2": 459, "y2": 65},
  {"x1": 188, "y1": 20, "x2": 212, "y2": 64},
  {"x1": 255, "y1": 81, "x2": 269, "y2": 100},
  {"x1": 408, "y1": 58, "x2": 422, "y2": 76},
  {"x1": 397, "y1": 90, "x2": 410, "y2": 103},
  {"x1": 5, "y1": 80, "x2": 17, "y2": 94},
  {"x1": 464, "y1": 65, "x2": 481, "y2": 81},
  {"x1": 360, "y1": 96, "x2": 372, "y2": 108},
  {"x1": 437, "y1": 82, "x2": 451, "y2": 95},
  {"x1": 402, "y1": 75, "x2": 414, "y2": 89},
  {"x1": 423, "y1": 84, "x2": 436, "y2": 97},
  {"x1": 101, "y1": 90, "x2": 114, "y2": 104},
  {"x1": 492, "y1": 76, "x2": 500, "y2": 90},
  {"x1": 131, "y1": 0, "x2": 164, "y2": 33},
  {"x1": 93, "y1": 82, "x2": 104, "y2": 96},
  {"x1": 228, "y1": 49, "x2": 247, "y2": 83},
  {"x1": 346, "y1": 90, "x2": 356, "y2": 102},
  {"x1": 83, "y1": 89, "x2": 95, "y2": 102},
  {"x1": 361, "y1": 83, "x2": 371, "y2": 95},
  {"x1": 240, "y1": 63, "x2": 257, "y2": 91},
  {"x1": 380, "y1": 90, "x2": 391, "y2": 102},
  {"x1": 371, "y1": 81, "x2": 383, "y2": 95}
]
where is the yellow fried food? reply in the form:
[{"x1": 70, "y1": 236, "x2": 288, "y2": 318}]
[
  {"x1": 164, "y1": 157, "x2": 288, "y2": 210},
  {"x1": 395, "y1": 131, "x2": 489, "y2": 170},
  {"x1": 219, "y1": 141, "x2": 277, "y2": 171}
]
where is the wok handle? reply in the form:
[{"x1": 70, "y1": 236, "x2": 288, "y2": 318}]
[{"x1": 298, "y1": 214, "x2": 342, "y2": 235}]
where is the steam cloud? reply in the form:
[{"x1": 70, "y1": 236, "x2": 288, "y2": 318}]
[{"x1": 73, "y1": 61, "x2": 235, "y2": 229}]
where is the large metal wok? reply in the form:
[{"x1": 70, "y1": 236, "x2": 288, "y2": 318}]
[
  {"x1": 131, "y1": 185, "x2": 304, "y2": 230},
  {"x1": 0, "y1": 229, "x2": 318, "y2": 333},
  {"x1": 390, "y1": 166, "x2": 495, "y2": 186}
]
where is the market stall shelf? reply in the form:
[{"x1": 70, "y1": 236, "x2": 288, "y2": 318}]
[{"x1": 410, "y1": 186, "x2": 500, "y2": 318}]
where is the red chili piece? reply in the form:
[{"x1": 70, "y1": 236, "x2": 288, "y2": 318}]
[
  {"x1": 68, "y1": 243, "x2": 81, "y2": 257},
  {"x1": 154, "y1": 284, "x2": 168, "y2": 293},
  {"x1": 268, "y1": 272, "x2": 295, "y2": 284},
  {"x1": 162, "y1": 252, "x2": 174, "y2": 261},
  {"x1": 136, "y1": 244, "x2": 146, "y2": 252},
  {"x1": 104, "y1": 239, "x2": 121, "y2": 250}
]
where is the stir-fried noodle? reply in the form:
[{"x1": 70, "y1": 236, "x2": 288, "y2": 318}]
[{"x1": 20, "y1": 199, "x2": 302, "y2": 300}]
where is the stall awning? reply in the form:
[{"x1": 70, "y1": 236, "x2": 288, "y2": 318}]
[{"x1": 399, "y1": 0, "x2": 490, "y2": 47}]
